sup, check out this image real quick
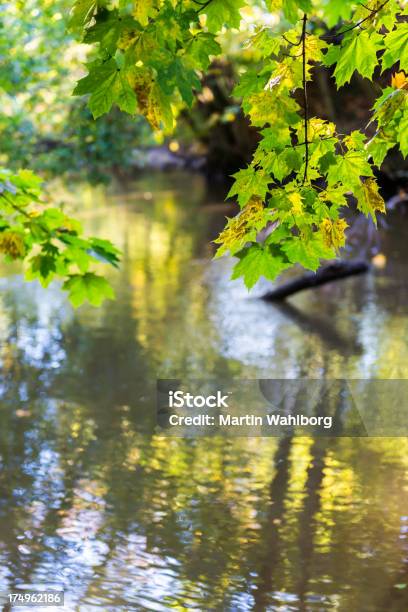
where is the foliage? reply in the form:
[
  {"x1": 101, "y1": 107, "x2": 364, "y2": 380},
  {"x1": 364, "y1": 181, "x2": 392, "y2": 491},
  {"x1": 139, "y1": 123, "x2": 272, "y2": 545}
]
[
  {"x1": 68, "y1": 0, "x2": 408, "y2": 288},
  {"x1": 0, "y1": 169, "x2": 120, "y2": 306},
  {"x1": 2, "y1": 0, "x2": 408, "y2": 298},
  {"x1": 0, "y1": 0, "x2": 128, "y2": 305}
]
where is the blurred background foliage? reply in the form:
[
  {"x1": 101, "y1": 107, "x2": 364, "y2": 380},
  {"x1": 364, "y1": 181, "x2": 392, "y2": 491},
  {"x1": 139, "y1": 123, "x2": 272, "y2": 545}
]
[{"x1": 0, "y1": 0, "x2": 155, "y2": 182}]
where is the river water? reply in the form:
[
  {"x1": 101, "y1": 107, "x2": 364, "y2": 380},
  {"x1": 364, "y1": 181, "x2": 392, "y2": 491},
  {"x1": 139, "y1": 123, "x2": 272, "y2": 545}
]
[{"x1": 0, "y1": 172, "x2": 407, "y2": 610}]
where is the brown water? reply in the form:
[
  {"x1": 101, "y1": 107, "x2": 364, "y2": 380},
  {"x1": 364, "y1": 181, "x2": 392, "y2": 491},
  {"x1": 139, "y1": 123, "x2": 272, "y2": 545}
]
[{"x1": 0, "y1": 171, "x2": 407, "y2": 611}]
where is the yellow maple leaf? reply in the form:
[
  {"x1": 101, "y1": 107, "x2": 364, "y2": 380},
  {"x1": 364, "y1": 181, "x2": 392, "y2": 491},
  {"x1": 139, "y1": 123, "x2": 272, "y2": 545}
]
[
  {"x1": 214, "y1": 197, "x2": 267, "y2": 256},
  {"x1": 308, "y1": 118, "x2": 335, "y2": 140},
  {"x1": 320, "y1": 218, "x2": 348, "y2": 251},
  {"x1": 391, "y1": 71, "x2": 408, "y2": 90},
  {"x1": 0, "y1": 231, "x2": 26, "y2": 259},
  {"x1": 128, "y1": 69, "x2": 172, "y2": 131},
  {"x1": 133, "y1": 0, "x2": 158, "y2": 26},
  {"x1": 305, "y1": 35, "x2": 328, "y2": 62},
  {"x1": 287, "y1": 192, "x2": 303, "y2": 216},
  {"x1": 355, "y1": 179, "x2": 386, "y2": 224},
  {"x1": 363, "y1": 178, "x2": 386, "y2": 214}
]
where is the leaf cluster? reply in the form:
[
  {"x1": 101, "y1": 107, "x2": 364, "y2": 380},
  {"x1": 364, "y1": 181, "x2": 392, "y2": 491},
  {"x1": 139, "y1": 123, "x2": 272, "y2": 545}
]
[
  {"x1": 68, "y1": 0, "x2": 407, "y2": 288},
  {"x1": 0, "y1": 168, "x2": 120, "y2": 306}
]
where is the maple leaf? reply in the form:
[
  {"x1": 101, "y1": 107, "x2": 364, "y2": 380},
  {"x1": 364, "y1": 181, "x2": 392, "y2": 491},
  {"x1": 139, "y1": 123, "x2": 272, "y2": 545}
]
[
  {"x1": 355, "y1": 178, "x2": 386, "y2": 224},
  {"x1": 231, "y1": 244, "x2": 290, "y2": 289},
  {"x1": 204, "y1": 0, "x2": 245, "y2": 32},
  {"x1": 63, "y1": 273, "x2": 115, "y2": 307},
  {"x1": 282, "y1": 234, "x2": 335, "y2": 271},
  {"x1": 227, "y1": 167, "x2": 271, "y2": 208},
  {"x1": 383, "y1": 24, "x2": 408, "y2": 71},
  {"x1": 214, "y1": 197, "x2": 270, "y2": 257},
  {"x1": 398, "y1": 109, "x2": 408, "y2": 157},
  {"x1": 0, "y1": 231, "x2": 26, "y2": 259},
  {"x1": 320, "y1": 218, "x2": 348, "y2": 252},
  {"x1": 287, "y1": 192, "x2": 304, "y2": 216},
  {"x1": 327, "y1": 151, "x2": 373, "y2": 188},
  {"x1": 133, "y1": 0, "x2": 159, "y2": 27},
  {"x1": 334, "y1": 31, "x2": 383, "y2": 87},
  {"x1": 391, "y1": 71, "x2": 408, "y2": 91}
]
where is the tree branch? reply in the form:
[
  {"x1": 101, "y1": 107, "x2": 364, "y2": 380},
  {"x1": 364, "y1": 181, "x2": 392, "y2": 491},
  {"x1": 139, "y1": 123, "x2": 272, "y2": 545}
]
[
  {"x1": 301, "y1": 13, "x2": 309, "y2": 185},
  {"x1": 262, "y1": 260, "x2": 370, "y2": 301}
]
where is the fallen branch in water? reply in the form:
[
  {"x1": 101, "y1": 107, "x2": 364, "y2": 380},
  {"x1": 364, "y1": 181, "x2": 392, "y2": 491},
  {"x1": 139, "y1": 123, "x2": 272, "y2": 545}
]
[{"x1": 262, "y1": 260, "x2": 370, "y2": 301}]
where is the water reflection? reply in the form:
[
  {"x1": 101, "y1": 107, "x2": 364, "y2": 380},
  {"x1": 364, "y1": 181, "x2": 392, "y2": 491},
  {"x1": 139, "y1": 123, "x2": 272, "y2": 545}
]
[{"x1": 0, "y1": 172, "x2": 407, "y2": 610}]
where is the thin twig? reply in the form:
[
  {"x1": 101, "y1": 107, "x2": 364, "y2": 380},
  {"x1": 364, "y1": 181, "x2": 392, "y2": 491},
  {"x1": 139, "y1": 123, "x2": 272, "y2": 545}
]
[
  {"x1": 194, "y1": 0, "x2": 214, "y2": 14},
  {"x1": 282, "y1": 33, "x2": 303, "y2": 47},
  {"x1": 301, "y1": 13, "x2": 309, "y2": 185},
  {"x1": 1, "y1": 192, "x2": 69, "y2": 240},
  {"x1": 281, "y1": 50, "x2": 303, "y2": 58},
  {"x1": 296, "y1": 135, "x2": 337, "y2": 147},
  {"x1": 359, "y1": 3, "x2": 377, "y2": 14},
  {"x1": 322, "y1": 0, "x2": 390, "y2": 38},
  {"x1": 1, "y1": 193, "x2": 32, "y2": 220}
]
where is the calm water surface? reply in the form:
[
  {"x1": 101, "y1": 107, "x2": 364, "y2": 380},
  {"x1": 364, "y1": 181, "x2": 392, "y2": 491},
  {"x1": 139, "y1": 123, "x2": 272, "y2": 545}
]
[{"x1": 0, "y1": 172, "x2": 407, "y2": 611}]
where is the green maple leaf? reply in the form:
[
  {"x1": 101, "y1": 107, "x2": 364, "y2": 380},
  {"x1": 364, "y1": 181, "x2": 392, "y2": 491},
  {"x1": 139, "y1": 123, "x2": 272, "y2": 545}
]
[
  {"x1": 26, "y1": 253, "x2": 58, "y2": 287},
  {"x1": 231, "y1": 244, "x2": 289, "y2": 289},
  {"x1": 323, "y1": 44, "x2": 341, "y2": 67},
  {"x1": 282, "y1": 0, "x2": 312, "y2": 23},
  {"x1": 318, "y1": 185, "x2": 349, "y2": 213},
  {"x1": 63, "y1": 273, "x2": 115, "y2": 307},
  {"x1": 228, "y1": 167, "x2": 270, "y2": 207},
  {"x1": 133, "y1": 0, "x2": 158, "y2": 27},
  {"x1": 188, "y1": 33, "x2": 221, "y2": 70},
  {"x1": 282, "y1": 235, "x2": 335, "y2": 271},
  {"x1": 113, "y1": 72, "x2": 138, "y2": 114},
  {"x1": 157, "y1": 57, "x2": 201, "y2": 106},
  {"x1": 259, "y1": 125, "x2": 292, "y2": 150},
  {"x1": 367, "y1": 137, "x2": 395, "y2": 166},
  {"x1": 233, "y1": 70, "x2": 269, "y2": 112},
  {"x1": 88, "y1": 74, "x2": 117, "y2": 118},
  {"x1": 74, "y1": 61, "x2": 138, "y2": 117},
  {"x1": 83, "y1": 10, "x2": 134, "y2": 53},
  {"x1": 322, "y1": 0, "x2": 353, "y2": 27},
  {"x1": 327, "y1": 151, "x2": 373, "y2": 188},
  {"x1": 89, "y1": 238, "x2": 121, "y2": 267},
  {"x1": 398, "y1": 109, "x2": 408, "y2": 157},
  {"x1": 252, "y1": 28, "x2": 282, "y2": 58},
  {"x1": 204, "y1": 0, "x2": 245, "y2": 33},
  {"x1": 73, "y1": 60, "x2": 118, "y2": 96},
  {"x1": 255, "y1": 150, "x2": 290, "y2": 181},
  {"x1": 383, "y1": 24, "x2": 408, "y2": 71},
  {"x1": 69, "y1": 0, "x2": 96, "y2": 30},
  {"x1": 334, "y1": 31, "x2": 383, "y2": 87},
  {"x1": 248, "y1": 90, "x2": 300, "y2": 127}
]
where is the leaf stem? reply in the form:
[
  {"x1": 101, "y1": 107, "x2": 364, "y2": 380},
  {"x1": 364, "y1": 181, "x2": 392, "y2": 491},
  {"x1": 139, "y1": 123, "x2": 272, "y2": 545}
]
[{"x1": 1, "y1": 193, "x2": 32, "y2": 220}]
